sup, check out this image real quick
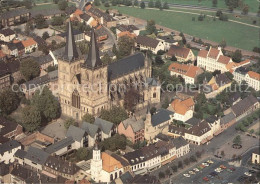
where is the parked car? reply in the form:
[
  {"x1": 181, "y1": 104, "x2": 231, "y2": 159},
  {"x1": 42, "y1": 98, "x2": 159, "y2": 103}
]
[
  {"x1": 202, "y1": 162, "x2": 209, "y2": 167},
  {"x1": 203, "y1": 177, "x2": 209, "y2": 181},
  {"x1": 220, "y1": 165, "x2": 226, "y2": 169},
  {"x1": 200, "y1": 164, "x2": 206, "y2": 168},
  {"x1": 189, "y1": 171, "x2": 195, "y2": 175},
  {"x1": 193, "y1": 168, "x2": 199, "y2": 172},
  {"x1": 207, "y1": 160, "x2": 214, "y2": 164},
  {"x1": 244, "y1": 172, "x2": 252, "y2": 176},
  {"x1": 210, "y1": 171, "x2": 218, "y2": 176},
  {"x1": 215, "y1": 168, "x2": 222, "y2": 173},
  {"x1": 230, "y1": 167, "x2": 236, "y2": 171},
  {"x1": 183, "y1": 174, "x2": 190, "y2": 177}
]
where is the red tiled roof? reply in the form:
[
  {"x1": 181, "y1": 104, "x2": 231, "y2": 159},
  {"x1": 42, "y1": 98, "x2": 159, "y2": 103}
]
[
  {"x1": 22, "y1": 38, "x2": 37, "y2": 47},
  {"x1": 168, "y1": 62, "x2": 202, "y2": 79},
  {"x1": 0, "y1": 50, "x2": 6, "y2": 58},
  {"x1": 167, "y1": 45, "x2": 191, "y2": 59},
  {"x1": 197, "y1": 50, "x2": 208, "y2": 58},
  {"x1": 208, "y1": 47, "x2": 220, "y2": 59},
  {"x1": 217, "y1": 55, "x2": 231, "y2": 64},
  {"x1": 171, "y1": 97, "x2": 194, "y2": 115},
  {"x1": 248, "y1": 71, "x2": 260, "y2": 80}
]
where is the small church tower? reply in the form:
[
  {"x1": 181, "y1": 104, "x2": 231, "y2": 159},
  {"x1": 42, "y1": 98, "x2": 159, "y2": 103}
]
[
  {"x1": 90, "y1": 144, "x2": 102, "y2": 182},
  {"x1": 144, "y1": 103, "x2": 153, "y2": 142}
]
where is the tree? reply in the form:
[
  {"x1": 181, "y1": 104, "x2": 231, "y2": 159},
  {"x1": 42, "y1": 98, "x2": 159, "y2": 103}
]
[
  {"x1": 133, "y1": 0, "x2": 138, "y2": 6},
  {"x1": 146, "y1": 20, "x2": 156, "y2": 35},
  {"x1": 178, "y1": 160, "x2": 183, "y2": 168},
  {"x1": 162, "y1": 96, "x2": 169, "y2": 109},
  {"x1": 225, "y1": 72, "x2": 234, "y2": 80},
  {"x1": 82, "y1": 113, "x2": 95, "y2": 123},
  {"x1": 24, "y1": 0, "x2": 32, "y2": 9},
  {"x1": 171, "y1": 55, "x2": 177, "y2": 61},
  {"x1": 216, "y1": 10, "x2": 223, "y2": 17},
  {"x1": 196, "y1": 151, "x2": 201, "y2": 158},
  {"x1": 155, "y1": 0, "x2": 161, "y2": 9},
  {"x1": 159, "y1": 172, "x2": 165, "y2": 179},
  {"x1": 64, "y1": 118, "x2": 75, "y2": 129},
  {"x1": 0, "y1": 89, "x2": 20, "y2": 115},
  {"x1": 31, "y1": 87, "x2": 61, "y2": 123},
  {"x1": 197, "y1": 71, "x2": 213, "y2": 84},
  {"x1": 140, "y1": 1, "x2": 145, "y2": 9},
  {"x1": 165, "y1": 169, "x2": 171, "y2": 176},
  {"x1": 112, "y1": 44, "x2": 117, "y2": 55},
  {"x1": 242, "y1": 4, "x2": 249, "y2": 15},
  {"x1": 100, "y1": 106, "x2": 128, "y2": 125},
  {"x1": 219, "y1": 39, "x2": 227, "y2": 48},
  {"x1": 190, "y1": 155, "x2": 197, "y2": 162},
  {"x1": 212, "y1": 70, "x2": 221, "y2": 76},
  {"x1": 34, "y1": 14, "x2": 48, "y2": 29},
  {"x1": 148, "y1": 0, "x2": 154, "y2": 8},
  {"x1": 94, "y1": 0, "x2": 101, "y2": 6},
  {"x1": 249, "y1": 129, "x2": 254, "y2": 135},
  {"x1": 150, "y1": 107, "x2": 156, "y2": 115},
  {"x1": 104, "y1": 2, "x2": 110, "y2": 7},
  {"x1": 101, "y1": 53, "x2": 112, "y2": 64},
  {"x1": 53, "y1": 0, "x2": 59, "y2": 3},
  {"x1": 212, "y1": 0, "x2": 218, "y2": 7},
  {"x1": 117, "y1": 36, "x2": 135, "y2": 58},
  {"x1": 51, "y1": 16, "x2": 64, "y2": 26},
  {"x1": 25, "y1": 21, "x2": 33, "y2": 36},
  {"x1": 219, "y1": 14, "x2": 228, "y2": 21},
  {"x1": 38, "y1": 44, "x2": 49, "y2": 55},
  {"x1": 22, "y1": 105, "x2": 41, "y2": 132},
  {"x1": 233, "y1": 135, "x2": 241, "y2": 145},
  {"x1": 232, "y1": 49, "x2": 242, "y2": 62},
  {"x1": 78, "y1": 41, "x2": 89, "y2": 55},
  {"x1": 198, "y1": 14, "x2": 204, "y2": 21},
  {"x1": 155, "y1": 55, "x2": 164, "y2": 65},
  {"x1": 42, "y1": 31, "x2": 50, "y2": 40},
  {"x1": 171, "y1": 165, "x2": 178, "y2": 172},
  {"x1": 58, "y1": 0, "x2": 68, "y2": 10},
  {"x1": 99, "y1": 134, "x2": 127, "y2": 151},
  {"x1": 124, "y1": 88, "x2": 140, "y2": 112},
  {"x1": 20, "y1": 58, "x2": 40, "y2": 81},
  {"x1": 163, "y1": 2, "x2": 169, "y2": 9},
  {"x1": 184, "y1": 158, "x2": 190, "y2": 165},
  {"x1": 76, "y1": 147, "x2": 89, "y2": 161}
]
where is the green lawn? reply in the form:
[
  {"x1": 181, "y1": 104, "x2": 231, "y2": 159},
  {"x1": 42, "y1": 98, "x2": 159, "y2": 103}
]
[
  {"x1": 162, "y1": 0, "x2": 260, "y2": 13},
  {"x1": 101, "y1": 6, "x2": 258, "y2": 51}
]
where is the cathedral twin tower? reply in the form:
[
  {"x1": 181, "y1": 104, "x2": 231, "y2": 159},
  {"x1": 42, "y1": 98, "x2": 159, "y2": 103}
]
[{"x1": 58, "y1": 21, "x2": 159, "y2": 120}]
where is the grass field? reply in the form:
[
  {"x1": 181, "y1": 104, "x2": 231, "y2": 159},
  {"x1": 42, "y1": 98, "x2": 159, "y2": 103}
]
[
  {"x1": 162, "y1": 0, "x2": 260, "y2": 13},
  {"x1": 101, "y1": 5, "x2": 258, "y2": 51}
]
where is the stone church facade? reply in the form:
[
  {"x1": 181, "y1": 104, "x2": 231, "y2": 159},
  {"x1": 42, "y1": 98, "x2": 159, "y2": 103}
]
[{"x1": 58, "y1": 21, "x2": 160, "y2": 120}]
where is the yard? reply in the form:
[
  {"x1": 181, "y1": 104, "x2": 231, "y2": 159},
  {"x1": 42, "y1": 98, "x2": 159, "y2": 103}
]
[
  {"x1": 162, "y1": 0, "x2": 259, "y2": 13},
  {"x1": 101, "y1": 5, "x2": 259, "y2": 51}
]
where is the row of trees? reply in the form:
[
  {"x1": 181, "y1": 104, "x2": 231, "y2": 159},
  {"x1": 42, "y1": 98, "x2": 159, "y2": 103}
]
[{"x1": 141, "y1": 0, "x2": 169, "y2": 10}]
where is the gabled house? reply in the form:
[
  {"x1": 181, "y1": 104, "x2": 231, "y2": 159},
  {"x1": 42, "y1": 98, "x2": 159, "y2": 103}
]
[
  {"x1": 166, "y1": 45, "x2": 195, "y2": 62},
  {"x1": 0, "y1": 140, "x2": 21, "y2": 164},
  {"x1": 168, "y1": 62, "x2": 203, "y2": 84},
  {"x1": 136, "y1": 35, "x2": 165, "y2": 54},
  {"x1": 1, "y1": 8, "x2": 30, "y2": 27},
  {"x1": 205, "y1": 115, "x2": 221, "y2": 136},
  {"x1": 22, "y1": 38, "x2": 38, "y2": 54},
  {"x1": 168, "y1": 97, "x2": 195, "y2": 122},
  {"x1": 116, "y1": 24, "x2": 140, "y2": 36},
  {"x1": 118, "y1": 117, "x2": 144, "y2": 143},
  {"x1": 0, "y1": 28, "x2": 15, "y2": 42}
]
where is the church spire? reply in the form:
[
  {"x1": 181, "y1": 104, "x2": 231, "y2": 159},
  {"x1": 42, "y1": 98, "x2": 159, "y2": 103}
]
[
  {"x1": 84, "y1": 29, "x2": 102, "y2": 69},
  {"x1": 64, "y1": 20, "x2": 79, "y2": 62}
]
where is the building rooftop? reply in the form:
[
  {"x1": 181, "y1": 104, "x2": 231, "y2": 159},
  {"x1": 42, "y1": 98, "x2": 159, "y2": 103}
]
[
  {"x1": 24, "y1": 146, "x2": 49, "y2": 165},
  {"x1": 45, "y1": 137, "x2": 74, "y2": 154},
  {"x1": 0, "y1": 28, "x2": 15, "y2": 36},
  {"x1": 0, "y1": 116, "x2": 22, "y2": 144},
  {"x1": 136, "y1": 35, "x2": 159, "y2": 49},
  {"x1": 167, "y1": 45, "x2": 191, "y2": 59},
  {"x1": 151, "y1": 109, "x2": 174, "y2": 127},
  {"x1": 231, "y1": 95, "x2": 258, "y2": 117},
  {"x1": 66, "y1": 125, "x2": 85, "y2": 142},
  {"x1": 0, "y1": 140, "x2": 20, "y2": 155}
]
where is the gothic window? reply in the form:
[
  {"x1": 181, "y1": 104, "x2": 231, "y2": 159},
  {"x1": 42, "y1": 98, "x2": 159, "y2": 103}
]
[
  {"x1": 153, "y1": 92, "x2": 156, "y2": 98},
  {"x1": 72, "y1": 90, "x2": 80, "y2": 109}
]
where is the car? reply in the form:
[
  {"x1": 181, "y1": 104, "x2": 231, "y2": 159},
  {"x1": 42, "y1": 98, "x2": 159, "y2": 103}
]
[
  {"x1": 207, "y1": 160, "x2": 214, "y2": 164},
  {"x1": 183, "y1": 174, "x2": 190, "y2": 177},
  {"x1": 203, "y1": 177, "x2": 209, "y2": 181},
  {"x1": 200, "y1": 164, "x2": 206, "y2": 168},
  {"x1": 215, "y1": 168, "x2": 222, "y2": 173},
  {"x1": 214, "y1": 155, "x2": 222, "y2": 158},
  {"x1": 193, "y1": 168, "x2": 199, "y2": 172},
  {"x1": 244, "y1": 172, "x2": 252, "y2": 176},
  {"x1": 189, "y1": 170, "x2": 195, "y2": 175},
  {"x1": 249, "y1": 170, "x2": 256, "y2": 174},
  {"x1": 230, "y1": 167, "x2": 236, "y2": 171},
  {"x1": 220, "y1": 165, "x2": 226, "y2": 169},
  {"x1": 202, "y1": 162, "x2": 209, "y2": 166}
]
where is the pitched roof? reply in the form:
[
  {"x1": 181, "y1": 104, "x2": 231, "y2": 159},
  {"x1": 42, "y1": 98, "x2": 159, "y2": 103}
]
[
  {"x1": 45, "y1": 137, "x2": 74, "y2": 154},
  {"x1": 0, "y1": 140, "x2": 20, "y2": 155},
  {"x1": 22, "y1": 38, "x2": 37, "y2": 47},
  {"x1": 84, "y1": 29, "x2": 102, "y2": 68},
  {"x1": 184, "y1": 117, "x2": 200, "y2": 126},
  {"x1": 118, "y1": 31, "x2": 136, "y2": 39},
  {"x1": 64, "y1": 21, "x2": 79, "y2": 62},
  {"x1": 188, "y1": 121, "x2": 211, "y2": 136},
  {"x1": 220, "y1": 112, "x2": 236, "y2": 125},
  {"x1": 15, "y1": 41, "x2": 25, "y2": 51},
  {"x1": 131, "y1": 174, "x2": 159, "y2": 184},
  {"x1": 168, "y1": 62, "x2": 202, "y2": 78},
  {"x1": 0, "y1": 28, "x2": 15, "y2": 36},
  {"x1": 0, "y1": 50, "x2": 6, "y2": 59},
  {"x1": 79, "y1": 13, "x2": 91, "y2": 21},
  {"x1": 208, "y1": 47, "x2": 220, "y2": 59},
  {"x1": 151, "y1": 109, "x2": 174, "y2": 126},
  {"x1": 73, "y1": 9, "x2": 84, "y2": 16},
  {"x1": 33, "y1": 54, "x2": 53, "y2": 65},
  {"x1": 234, "y1": 66, "x2": 249, "y2": 75},
  {"x1": 214, "y1": 73, "x2": 231, "y2": 87},
  {"x1": 205, "y1": 115, "x2": 218, "y2": 124},
  {"x1": 248, "y1": 71, "x2": 260, "y2": 80},
  {"x1": 25, "y1": 147, "x2": 49, "y2": 165},
  {"x1": 170, "y1": 136, "x2": 188, "y2": 149},
  {"x1": 81, "y1": 122, "x2": 99, "y2": 138},
  {"x1": 66, "y1": 125, "x2": 85, "y2": 142},
  {"x1": 136, "y1": 35, "x2": 159, "y2": 48},
  {"x1": 217, "y1": 55, "x2": 231, "y2": 64},
  {"x1": 30, "y1": 9, "x2": 63, "y2": 18},
  {"x1": 231, "y1": 95, "x2": 259, "y2": 117},
  {"x1": 117, "y1": 24, "x2": 139, "y2": 33},
  {"x1": 197, "y1": 49, "x2": 208, "y2": 58},
  {"x1": 170, "y1": 98, "x2": 194, "y2": 115},
  {"x1": 1, "y1": 8, "x2": 29, "y2": 19},
  {"x1": 102, "y1": 152, "x2": 123, "y2": 173},
  {"x1": 14, "y1": 149, "x2": 27, "y2": 159},
  {"x1": 94, "y1": 118, "x2": 114, "y2": 134},
  {"x1": 122, "y1": 118, "x2": 144, "y2": 133},
  {"x1": 0, "y1": 116, "x2": 21, "y2": 144},
  {"x1": 108, "y1": 52, "x2": 145, "y2": 81},
  {"x1": 167, "y1": 45, "x2": 191, "y2": 59}
]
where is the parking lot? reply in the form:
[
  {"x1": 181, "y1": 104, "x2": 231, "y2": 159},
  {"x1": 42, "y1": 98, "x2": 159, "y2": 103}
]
[{"x1": 168, "y1": 158, "x2": 256, "y2": 184}]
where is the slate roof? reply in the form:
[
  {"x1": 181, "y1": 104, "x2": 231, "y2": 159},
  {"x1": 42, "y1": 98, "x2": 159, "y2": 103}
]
[
  {"x1": 30, "y1": 9, "x2": 63, "y2": 18},
  {"x1": 15, "y1": 41, "x2": 25, "y2": 51},
  {"x1": 151, "y1": 109, "x2": 174, "y2": 127},
  {"x1": 79, "y1": 13, "x2": 91, "y2": 21},
  {"x1": 0, "y1": 117, "x2": 21, "y2": 144},
  {"x1": 32, "y1": 54, "x2": 53, "y2": 65},
  {"x1": 188, "y1": 121, "x2": 211, "y2": 136},
  {"x1": 108, "y1": 52, "x2": 145, "y2": 81},
  {"x1": 0, "y1": 140, "x2": 20, "y2": 155},
  {"x1": 220, "y1": 112, "x2": 236, "y2": 125},
  {"x1": 14, "y1": 149, "x2": 27, "y2": 159},
  {"x1": 136, "y1": 35, "x2": 159, "y2": 48},
  {"x1": 117, "y1": 24, "x2": 139, "y2": 33},
  {"x1": 122, "y1": 118, "x2": 144, "y2": 133},
  {"x1": 1, "y1": 8, "x2": 29, "y2": 19},
  {"x1": 234, "y1": 66, "x2": 249, "y2": 76},
  {"x1": 118, "y1": 171, "x2": 134, "y2": 184},
  {"x1": 81, "y1": 122, "x2": 99, "y2": 138},
  {"x1": 94, "y1": 118, "x2": 114, "y2": 134},
  {"x1": 33, "y1": 36, "x2": 46, "y2": 47},
  {"x1": 58, "y1": 29, "x2": 84, "y2": 38},
  {"x1": 185, "y1": 117, "x2": 200, "y2": 126},
  {"x1": 132, "y1": 174, "x2": 160, "y2": 184},
  {"x1": 170, "y1": 136, "x2": 188, "y2": 149},
  {"x1": 24, "y1": 146, "x2": 49, "y2": 165},
  {"x1": 66, "y1": 125, "x2": 85, "y2": 142},
  {"x1": 0, "y1": 162, "x2": 9, "y2": 176},
  {"x1": 110, "y1": 153, "x2": 130, "y2": 167},
  {"x1": 205, "y1": 115, "x2": 218, "y2": 124},
  {"x1": 231, "y1": 95, "x2": 258, "y2": 117},
  {"x1": 88, "y1": 6, "x2": 115, "y2": 22},
  {"x1": 228, "y1": 92, "x2": 241, "y2": 105},
  {"x1": 146, "y1": 78, "x2": 159, "y2": 86},
  {"x1": 45, "y1": 137, "x2": 74, "y2": 154},
  {"x1": 64, "y1": 21, "x2": 79, "y2": 62},
  {"x1": 157, "y1": 35, "x2": 176, "y2": 43},
  {"x1": 0, "y1": 28, "x2": 15, "y2": 36},
  {"x1": 215, "y1": 73, "x2": 231, "y2": 87}
]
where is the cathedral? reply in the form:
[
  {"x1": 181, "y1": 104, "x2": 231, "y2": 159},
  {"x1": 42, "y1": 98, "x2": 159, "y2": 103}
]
[{"x1": 58, "y1": 21, "x2": 160, "y2": 120}]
